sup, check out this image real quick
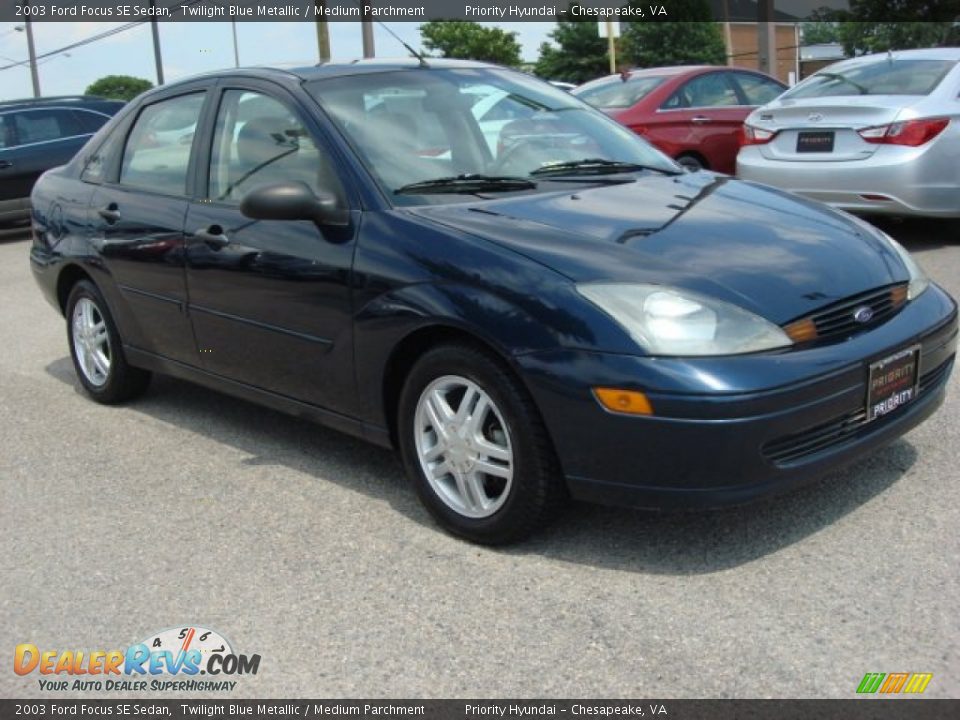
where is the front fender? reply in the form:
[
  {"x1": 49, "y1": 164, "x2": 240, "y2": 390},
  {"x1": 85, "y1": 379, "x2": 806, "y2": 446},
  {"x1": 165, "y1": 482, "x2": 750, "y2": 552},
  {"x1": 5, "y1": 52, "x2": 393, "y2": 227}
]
[{"x1": 352, "y1": 280, "x2": 599, "y2": 431}]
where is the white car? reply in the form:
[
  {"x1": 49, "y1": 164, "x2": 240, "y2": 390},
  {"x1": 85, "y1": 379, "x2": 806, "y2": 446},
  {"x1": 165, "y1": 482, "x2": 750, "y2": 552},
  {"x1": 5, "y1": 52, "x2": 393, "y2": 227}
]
[{"x1": 737, "y1": 47, "x2": 960, "y2": 217}]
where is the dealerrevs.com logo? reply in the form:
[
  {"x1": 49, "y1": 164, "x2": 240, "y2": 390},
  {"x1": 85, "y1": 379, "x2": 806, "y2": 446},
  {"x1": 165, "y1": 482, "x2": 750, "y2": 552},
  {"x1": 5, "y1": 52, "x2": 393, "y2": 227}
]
[{"x1": 14, "y1": 626, "x2": 260, "y2": 692}]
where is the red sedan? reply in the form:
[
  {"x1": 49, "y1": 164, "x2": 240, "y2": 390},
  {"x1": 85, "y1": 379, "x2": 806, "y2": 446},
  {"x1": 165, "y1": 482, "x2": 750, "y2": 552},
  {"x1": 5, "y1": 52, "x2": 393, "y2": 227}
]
[{"x1": 573, "y1": 66, "x2": 786, "y2": 174}]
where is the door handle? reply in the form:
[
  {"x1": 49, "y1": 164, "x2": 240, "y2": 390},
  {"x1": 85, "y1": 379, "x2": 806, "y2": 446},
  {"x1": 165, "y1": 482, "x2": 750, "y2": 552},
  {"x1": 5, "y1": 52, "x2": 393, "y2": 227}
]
[
  {"x1": 193, "y1": 225, "x2": 230, "y2": 249},
  {"x1": 691, "y1": 116, "x2": 712, "y2": 124},
  {"x1": 0, "y1": 160, "x2": 12, "y2": 169},
  {"x1": 97, "y1": 203, "x2": 120, "y2": 223}
]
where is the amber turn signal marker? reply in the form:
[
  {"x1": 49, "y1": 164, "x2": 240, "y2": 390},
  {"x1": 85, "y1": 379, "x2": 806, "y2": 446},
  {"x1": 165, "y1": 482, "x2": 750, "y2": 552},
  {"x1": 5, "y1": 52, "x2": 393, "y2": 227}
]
[
  {"x1": 783, "y1": 317, "x2": 818, "y2": 343},
  {"x1": 890, "y1": 285, "x2": 908, "y2": 308},
  {"x1": 593, "y1": 388, "x2": 654, "y2": 415}
]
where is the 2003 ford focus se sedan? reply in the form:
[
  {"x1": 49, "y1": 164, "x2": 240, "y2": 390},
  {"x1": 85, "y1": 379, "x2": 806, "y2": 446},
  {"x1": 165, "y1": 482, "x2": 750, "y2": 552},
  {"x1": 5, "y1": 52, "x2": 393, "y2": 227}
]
[{"x1": 29, "y1": 60, "x2": 957, "y2": 544}]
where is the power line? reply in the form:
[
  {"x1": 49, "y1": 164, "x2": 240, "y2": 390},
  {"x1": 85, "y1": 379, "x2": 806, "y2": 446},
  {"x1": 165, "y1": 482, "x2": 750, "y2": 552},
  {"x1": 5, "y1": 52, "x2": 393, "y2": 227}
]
[
  {"x1": 0, "y1": 21, "x2": 145, "y2": 71},
  {"x1": 0, "y1": 1, "x2": 206, "y2": 73}
]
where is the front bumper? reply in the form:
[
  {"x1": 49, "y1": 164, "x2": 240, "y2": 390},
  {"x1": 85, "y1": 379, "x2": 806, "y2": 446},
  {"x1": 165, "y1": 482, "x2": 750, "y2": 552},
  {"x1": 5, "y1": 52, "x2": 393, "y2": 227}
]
[
  {"x1": 736, "y1": 146, "x2": 960, "y2": 218},
  {"x1": 516, "y1": 284, "x2": 957, "y2": 509}
]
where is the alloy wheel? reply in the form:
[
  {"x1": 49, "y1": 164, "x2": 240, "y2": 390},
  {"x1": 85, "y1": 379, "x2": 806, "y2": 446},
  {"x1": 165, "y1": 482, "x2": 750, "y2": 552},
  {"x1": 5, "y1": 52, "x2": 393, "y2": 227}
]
[
  {"x1": 414, "y1": 375, "x2": 514, "y2": 519},
  {"x1": 71, "y1": 297, "x2": 111, "y2": 387}
]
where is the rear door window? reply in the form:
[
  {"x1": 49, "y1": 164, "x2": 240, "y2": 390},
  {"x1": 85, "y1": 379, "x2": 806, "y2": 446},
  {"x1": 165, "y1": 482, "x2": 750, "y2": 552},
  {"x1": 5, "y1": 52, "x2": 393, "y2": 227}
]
[
  {"x1": 0, "y1": 115, "x2": 13, "y2": 149},
  {"x1": 663, "y1": 73, "x2": 740, "y2": 109},
  {"x1": 11, "y1": 108, "x2": 83, "y2": 144},
  {"x1": 119, "y1": 93, "x2": 204, "y2": 196}
]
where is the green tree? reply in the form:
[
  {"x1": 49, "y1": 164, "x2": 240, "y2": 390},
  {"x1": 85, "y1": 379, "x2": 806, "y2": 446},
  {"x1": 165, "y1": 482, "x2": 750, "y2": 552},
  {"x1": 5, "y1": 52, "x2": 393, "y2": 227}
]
[
  {"x1": 621, "y1": 23, "x2": 726, "y2": 69},
  {"x1": 419, "y1": 21, "x2": 522, "y2": 66},
  {"x1": 801, "y1": 22, "x2": 840, "y2": 45},
  {"x1": 534, "y1": 5, "x2": 610, "y2": 84},
  {"x1": 84, "y1": 75, "x2": 153, "y2": 101},
  {"x1": 836, "y1": 22, "x2": 954, "y2": 55},
  {"x1": 812, "y1": 0, "x2": 957, "y2": 55}
]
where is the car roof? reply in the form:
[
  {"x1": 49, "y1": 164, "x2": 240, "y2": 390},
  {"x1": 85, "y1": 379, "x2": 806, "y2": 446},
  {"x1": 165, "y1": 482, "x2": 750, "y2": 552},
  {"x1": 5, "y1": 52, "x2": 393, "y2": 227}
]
[
  {"x1": 172, "y1": 57, "x2": 496, "y2": 84},
  {"x1": 852, "y1": 47, "x2": 960, "y2": 62},
  {"x1": 0, "y1": 95, "x2": 120, "y2": 110},
  {"x1": 574, "y1": 65, "x2": 731, "y2": 91},
  {"x1": 815, "y1": 47, "x2": 960, "y2": 76},
  {"x1": 129, "y1": 58, "x2": 503, "y2": 102}
]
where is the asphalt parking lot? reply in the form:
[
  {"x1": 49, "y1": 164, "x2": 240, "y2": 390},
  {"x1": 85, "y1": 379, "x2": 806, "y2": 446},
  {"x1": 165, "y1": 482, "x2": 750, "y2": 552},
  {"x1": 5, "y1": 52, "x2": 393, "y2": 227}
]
[{"x1": 1, "y1": 218, "x2": 958, "y2": 699}]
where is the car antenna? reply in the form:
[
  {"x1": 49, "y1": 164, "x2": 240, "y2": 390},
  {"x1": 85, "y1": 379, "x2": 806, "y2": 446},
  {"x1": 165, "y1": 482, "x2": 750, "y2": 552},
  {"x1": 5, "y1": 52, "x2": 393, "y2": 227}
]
[{"x1": 377, "y1": 21, "x2": 429, "y2": 68}]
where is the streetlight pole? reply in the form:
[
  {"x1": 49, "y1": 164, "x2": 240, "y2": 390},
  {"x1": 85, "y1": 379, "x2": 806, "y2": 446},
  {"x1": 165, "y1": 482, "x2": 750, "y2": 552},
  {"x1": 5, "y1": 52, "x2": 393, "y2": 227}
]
[{"x1": 231, "y1": 20, "x2": 240, "y2": 67}]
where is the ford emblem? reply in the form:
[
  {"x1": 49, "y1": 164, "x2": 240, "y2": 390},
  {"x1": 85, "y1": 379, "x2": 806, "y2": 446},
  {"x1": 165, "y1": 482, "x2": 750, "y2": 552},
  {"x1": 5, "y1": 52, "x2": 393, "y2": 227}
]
[{"x1": 853, "y1": 306, "x2": 874, "y2": 323}]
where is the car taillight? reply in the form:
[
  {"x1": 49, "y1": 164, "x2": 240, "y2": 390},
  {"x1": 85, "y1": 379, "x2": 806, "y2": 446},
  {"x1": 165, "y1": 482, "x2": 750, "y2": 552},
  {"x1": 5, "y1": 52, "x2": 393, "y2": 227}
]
[
  {"x1": 857, "y1": 117, "x2": 949, "y2": 146},
  {"x1": 741, "y1": 124, "x2": 777, "y2": 146}
]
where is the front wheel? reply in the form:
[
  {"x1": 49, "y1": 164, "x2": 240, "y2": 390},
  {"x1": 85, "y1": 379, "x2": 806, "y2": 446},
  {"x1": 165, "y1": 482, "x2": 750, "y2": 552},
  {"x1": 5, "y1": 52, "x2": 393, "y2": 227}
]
[
  {"x1": 66, "y1": 280, "x2": 151, "y2": 404},
  {"x1": 397, "y1": 343, "x2": 564, "y2": 544}
]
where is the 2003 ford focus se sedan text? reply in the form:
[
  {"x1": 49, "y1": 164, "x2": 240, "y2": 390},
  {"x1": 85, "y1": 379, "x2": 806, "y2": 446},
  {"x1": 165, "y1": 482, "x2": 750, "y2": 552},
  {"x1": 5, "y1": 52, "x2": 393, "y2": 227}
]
[{"x1": 29, "y1": 60, "x2": 958, "y2": 544}]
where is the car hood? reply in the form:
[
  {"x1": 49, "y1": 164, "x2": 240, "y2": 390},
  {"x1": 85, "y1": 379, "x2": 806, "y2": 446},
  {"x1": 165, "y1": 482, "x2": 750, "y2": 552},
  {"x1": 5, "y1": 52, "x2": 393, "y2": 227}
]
[{"x1": 408, "y1": 172, "x2": 909, "y2": 325}]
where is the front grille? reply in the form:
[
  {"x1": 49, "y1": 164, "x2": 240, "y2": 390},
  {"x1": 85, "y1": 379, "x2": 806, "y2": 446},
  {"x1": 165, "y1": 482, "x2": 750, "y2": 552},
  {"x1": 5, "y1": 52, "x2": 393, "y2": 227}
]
[
  {"x1": 784, "y1": 284, "x2": 908, "y2": 345},
  {"x1": 762, "y1": 357, "x2": 954, "y2": 465}
]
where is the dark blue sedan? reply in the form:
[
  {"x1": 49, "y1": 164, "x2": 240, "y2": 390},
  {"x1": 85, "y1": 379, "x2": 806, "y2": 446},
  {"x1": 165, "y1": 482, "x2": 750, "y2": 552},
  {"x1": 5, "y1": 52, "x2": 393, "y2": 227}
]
[{"x1": 29, "y1": 60, "x2": 957, "y2": 544}]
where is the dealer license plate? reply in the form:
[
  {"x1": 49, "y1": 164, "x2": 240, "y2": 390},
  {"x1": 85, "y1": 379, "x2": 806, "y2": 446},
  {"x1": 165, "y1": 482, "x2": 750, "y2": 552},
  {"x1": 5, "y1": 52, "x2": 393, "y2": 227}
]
[
  {"x1": 796, "y1": 131, "x2": 835, "y2": 153},
  {"x1": 866, "y1": 345, "x2": 921, "y2": 421}
]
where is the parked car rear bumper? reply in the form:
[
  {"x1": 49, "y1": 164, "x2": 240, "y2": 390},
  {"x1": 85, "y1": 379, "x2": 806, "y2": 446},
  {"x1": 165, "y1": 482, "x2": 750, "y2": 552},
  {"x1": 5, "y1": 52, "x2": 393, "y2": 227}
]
[{"x1": 737, "y1": 145, "x2": 960, "y2": 218}]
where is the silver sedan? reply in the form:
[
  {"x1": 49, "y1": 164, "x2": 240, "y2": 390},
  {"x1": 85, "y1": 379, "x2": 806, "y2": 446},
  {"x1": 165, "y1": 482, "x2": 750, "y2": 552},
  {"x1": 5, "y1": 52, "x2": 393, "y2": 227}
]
[{"x1": 737, "y1": 48, "x2": 960, "y2": 218}]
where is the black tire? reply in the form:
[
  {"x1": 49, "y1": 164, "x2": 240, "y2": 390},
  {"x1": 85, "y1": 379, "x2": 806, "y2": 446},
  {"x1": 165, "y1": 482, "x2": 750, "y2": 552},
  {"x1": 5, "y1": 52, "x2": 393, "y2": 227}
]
[
  {"x1": 676, "y1": 154, "x2": 705, "y2": 172},
  {"x1": 397, "y1": 343, "x2": 565, "y2": 544},
  {"x1": 65, "y1": 280, "x2": 151, "y2": 404}
]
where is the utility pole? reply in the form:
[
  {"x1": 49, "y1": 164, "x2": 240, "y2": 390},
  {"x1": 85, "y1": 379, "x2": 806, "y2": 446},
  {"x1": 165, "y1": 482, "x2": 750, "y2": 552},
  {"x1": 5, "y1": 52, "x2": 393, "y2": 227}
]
[
  {"x1": 757, "y1": 0, "x2": 776, "y2": 77},
  {"x1": 149, "y1": 0, "x2": 164, "y2": 84},
  {"x1": 361, "y1": 4, "x2": 375, "y2": 58},
  {"x1": 315, "y1": 1, "x2": 330, "y2": 63},
  {"x1": 606, "y1": 20, "x2": 616, "y2": 74},
  {"x1": 23, "y1": 3, "x2": 40, "y2": 98}
]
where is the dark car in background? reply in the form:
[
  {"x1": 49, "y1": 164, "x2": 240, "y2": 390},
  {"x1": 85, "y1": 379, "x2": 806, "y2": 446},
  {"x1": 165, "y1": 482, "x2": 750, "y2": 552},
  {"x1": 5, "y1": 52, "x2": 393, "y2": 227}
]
[
  {"x1": 574, "y1": 66, "x2": 786, "y2": 173},
  {"x1": 29, "y1": 60, "x2": 956, "y2": 544},
  {"x1": 1, "y1": 96, "x2": 124, "y2": 225}
]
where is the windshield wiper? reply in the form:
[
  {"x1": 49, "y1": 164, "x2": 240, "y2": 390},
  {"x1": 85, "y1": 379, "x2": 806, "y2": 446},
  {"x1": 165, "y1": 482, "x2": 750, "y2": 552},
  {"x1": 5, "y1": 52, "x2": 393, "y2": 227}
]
[
  {"x1": 395, "y1": 174, "x2": 536, "y2": 195},
  {"x1": 530, "y1": 158, "x2": 681, "y2": 177}
]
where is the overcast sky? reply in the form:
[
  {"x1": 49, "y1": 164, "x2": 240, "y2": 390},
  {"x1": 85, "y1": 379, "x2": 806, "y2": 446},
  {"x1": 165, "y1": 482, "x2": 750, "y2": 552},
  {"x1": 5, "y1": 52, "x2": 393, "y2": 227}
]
[{"x1": 0, "y1": 21, "x2": 556, "y2": 100}]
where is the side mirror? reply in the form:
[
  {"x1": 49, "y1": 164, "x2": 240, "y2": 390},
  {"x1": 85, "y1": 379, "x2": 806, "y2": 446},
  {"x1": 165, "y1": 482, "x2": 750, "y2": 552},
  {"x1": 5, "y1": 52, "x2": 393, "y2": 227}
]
[{"x1": 240, "y1": 182, "x2": 349, "y2": 227}]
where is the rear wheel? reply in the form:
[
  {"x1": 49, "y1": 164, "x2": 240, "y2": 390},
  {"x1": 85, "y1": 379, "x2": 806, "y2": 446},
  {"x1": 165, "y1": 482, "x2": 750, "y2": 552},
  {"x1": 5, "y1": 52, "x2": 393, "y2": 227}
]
[
  {"x1": 676, "y1": 154, "x2": 705, "y2": 172},
  {"x1": 66, "y1": 280, "x2": 151, "y2": 404},
  {"x1": 397, "y1": 343, "x2": 564, "y2": 544}
]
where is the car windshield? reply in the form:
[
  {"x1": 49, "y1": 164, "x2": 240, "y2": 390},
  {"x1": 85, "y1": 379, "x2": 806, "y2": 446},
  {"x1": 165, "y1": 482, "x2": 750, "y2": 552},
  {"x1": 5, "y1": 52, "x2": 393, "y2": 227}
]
[
  {"x1": 306, "y1": 68, "x2": 678, "y2": 204},
  {"x1": 573, "y1": 75, "x2": 667, "y2": 109},
  {"x1": 784, "y1": 58, "x2": 955, "y2": 99}
]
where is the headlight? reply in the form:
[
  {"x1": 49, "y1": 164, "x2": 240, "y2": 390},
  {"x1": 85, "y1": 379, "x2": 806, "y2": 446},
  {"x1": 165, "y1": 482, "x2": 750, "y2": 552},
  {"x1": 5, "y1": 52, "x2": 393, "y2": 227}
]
[
  {"x1": 577, "y1": 283, "x2": 793, "y2": 356},
  {"x1": 843, "y1": 213, "x2": 930, "y2": 301},
  {"x1": 884, "y1": 233, "x2": 929, "y2": 300}
]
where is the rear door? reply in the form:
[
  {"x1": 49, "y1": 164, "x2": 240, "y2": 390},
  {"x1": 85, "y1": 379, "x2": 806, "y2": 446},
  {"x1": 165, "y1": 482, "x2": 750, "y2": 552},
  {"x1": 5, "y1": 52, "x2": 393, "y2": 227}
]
[
  {"x1": 0, "y1": 107, "x2": 92, "y2": 202},
  {"x1": 87, "y1": 86, "x2": 210, "y2": 365},
  {"x1": 648, "y1": 71, "x2": 747, "y2": 173},
  {"x1": 183, "y1": 80, "x2": 358, "y2": 412}
]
